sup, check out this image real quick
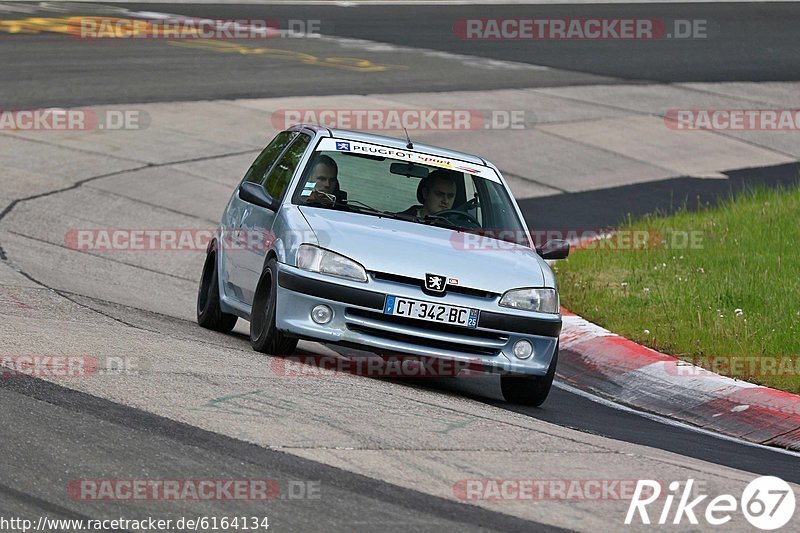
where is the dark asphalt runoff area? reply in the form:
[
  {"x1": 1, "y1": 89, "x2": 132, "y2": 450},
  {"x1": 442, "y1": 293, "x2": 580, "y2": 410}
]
[
  {"x1": 2, "y1": 1, "x2": 799, "y2": 530},
  {"x1": 520, "y1": 162, "x2": 800, "y2": 232},
  {"x1": 0, "y1": 378, "x2": 564, "y2": 532}
]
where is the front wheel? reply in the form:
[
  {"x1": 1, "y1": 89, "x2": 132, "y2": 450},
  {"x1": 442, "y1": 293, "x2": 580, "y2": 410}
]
[
  {"x1": 501, "y1": 344, "x2": 558, "y2": 406},
  {"x1": 197, "y1": 248, "x2": 238, "y2": 333},
  {"x1": 250, "y1": 258, "x2": 298, "y2": 355}
]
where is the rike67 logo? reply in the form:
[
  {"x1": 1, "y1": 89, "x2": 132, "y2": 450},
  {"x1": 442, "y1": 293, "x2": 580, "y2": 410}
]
[{"x1": 625, "y1": 476, "x2": 796, "y2": 530}]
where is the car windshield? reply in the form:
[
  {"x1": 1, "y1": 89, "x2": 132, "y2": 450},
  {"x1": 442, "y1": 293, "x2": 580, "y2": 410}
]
[{"x1": 292, "y1": 139, "x2": 531, "y2": 247}]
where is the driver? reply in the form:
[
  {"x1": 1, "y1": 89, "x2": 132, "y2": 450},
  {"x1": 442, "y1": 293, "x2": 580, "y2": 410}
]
[{"x1": 399, "y1": 169, "x2": 458, "y2": 219}]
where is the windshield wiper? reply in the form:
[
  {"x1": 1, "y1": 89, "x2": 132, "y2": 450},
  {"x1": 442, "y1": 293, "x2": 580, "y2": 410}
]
[
  {"x1": 345, "y1": 200, "x2": 380, "y2": 212},
  {"x1": 421, "y1": 215, "x2": 471, "y2": 232},
  {"x1": 346, "y1": 201, "x2": 411, "y2": 222},
  {"x1": 306, "y1": 197, "x2": 347, "y2": 211},
  {"x1": 422, "y1": 214, "x2": 457, "y2": 227}
]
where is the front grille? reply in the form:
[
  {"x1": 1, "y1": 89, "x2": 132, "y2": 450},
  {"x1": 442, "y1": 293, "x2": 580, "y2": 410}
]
[
  {"x1": 370, "y1": 271, "x2": 497, "y2": 299},
  {"x1": 347, "y1": 324, "x2": 500, "y2": 356},
  {"x1": 347, "y1": 308, "x2": 505, "y2": 340},
  {"x1": 345, "y1": 307, "x2": 507, "y2": 356}
]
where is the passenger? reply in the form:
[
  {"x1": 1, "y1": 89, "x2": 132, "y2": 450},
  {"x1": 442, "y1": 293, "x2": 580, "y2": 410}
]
[
  {"x1": 306, "y1": 155, "x2": 346, "y2": 204},
  {"x1": 308, "y1": 155, "x2": 339, "y2": 195},
  {"x1": 399, "y1": 169, "x2": 459, "y2": 219}
]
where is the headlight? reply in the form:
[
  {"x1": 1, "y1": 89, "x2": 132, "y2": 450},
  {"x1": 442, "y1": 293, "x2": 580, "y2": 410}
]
[
  {"x1": 296, "y1": 244, "x2": 367, "y2": 282},
  {"x1": 498, "y1": 288, "x2": 559, "y2": 313}
]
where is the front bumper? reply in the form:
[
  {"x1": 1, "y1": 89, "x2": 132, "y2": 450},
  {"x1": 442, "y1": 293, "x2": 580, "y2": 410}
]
[{"x1": 275, "y1": 264, "x2": 561, "y2": 376}]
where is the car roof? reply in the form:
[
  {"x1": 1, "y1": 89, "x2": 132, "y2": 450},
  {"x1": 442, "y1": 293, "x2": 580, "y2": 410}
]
[{"x1": 292, "y1": 124, "x2": 488, "y2": 166}]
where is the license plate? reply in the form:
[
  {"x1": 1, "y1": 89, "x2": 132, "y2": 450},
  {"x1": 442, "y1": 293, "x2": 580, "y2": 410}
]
[{"x1": 383, "y1": 295, "x2": 479, "y2": 329}]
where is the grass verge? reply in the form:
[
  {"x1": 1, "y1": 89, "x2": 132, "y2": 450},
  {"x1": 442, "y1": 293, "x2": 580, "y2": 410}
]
[{"x1": 555, "y1": 185, "x2": 800, "y2": 394}]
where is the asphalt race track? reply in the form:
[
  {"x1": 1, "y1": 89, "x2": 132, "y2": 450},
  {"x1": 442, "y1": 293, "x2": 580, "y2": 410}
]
[
  {"x1": 2, "y1": 2, "x2": 800, "y2": 107},
  {"x1": 1, "y1": 1, "x2": 799, "y2": 531}
]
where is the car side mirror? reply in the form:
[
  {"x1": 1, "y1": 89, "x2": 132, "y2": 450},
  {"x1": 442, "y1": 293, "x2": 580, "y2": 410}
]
[
  {"x1": 537, "y1": 239, "x2": 570, "y2": 260},
  {"x1": 239, "y1": 182, "x2": 279, "y2": 211}
]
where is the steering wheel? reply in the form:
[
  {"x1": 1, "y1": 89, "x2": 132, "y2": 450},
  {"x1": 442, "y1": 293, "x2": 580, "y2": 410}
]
[
  {"x1": 454, "y1": 196, "x2": 480, "y2": 212},
  {"x1": 431, "y1": 209, "x2": 481, "y2": 229}
]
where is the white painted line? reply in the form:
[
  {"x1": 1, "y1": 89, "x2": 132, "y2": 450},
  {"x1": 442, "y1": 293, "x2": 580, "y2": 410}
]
[{"x1": 554, "y1": 381, "x2": 800, "y2": 458}]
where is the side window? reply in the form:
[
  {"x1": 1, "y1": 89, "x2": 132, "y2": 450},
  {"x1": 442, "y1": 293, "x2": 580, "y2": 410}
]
[
  {"x1": 264, "y1": 134, "x2": 312, "y2": 200},
  {"x1": 480, "y1": 180, "x2": 526, "y2": 242},
  {"x1": 243, "y1": 131, "x2": 294, "y2": 184}
]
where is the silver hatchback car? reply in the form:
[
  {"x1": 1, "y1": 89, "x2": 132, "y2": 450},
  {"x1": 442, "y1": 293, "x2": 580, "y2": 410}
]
[{"x1": 197, "y1": 124, "x2": 568, "y2": 405}]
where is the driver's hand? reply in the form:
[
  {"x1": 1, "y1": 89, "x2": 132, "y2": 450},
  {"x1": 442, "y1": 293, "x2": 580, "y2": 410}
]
[{"x1": 308, "y1": 189, "x2": 336, "y2": 206}]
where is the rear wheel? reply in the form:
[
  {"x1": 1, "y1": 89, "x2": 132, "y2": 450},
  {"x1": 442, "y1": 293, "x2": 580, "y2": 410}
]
[
  {"x1": 501, "y1": 344, "x2": 558, "y2": 407},
  {"x1": 250, "y1": 258, "x2": 298, "y2": 355},
  {"x1": 197, "y1": 248, "x2": 238, "y2": 333}
]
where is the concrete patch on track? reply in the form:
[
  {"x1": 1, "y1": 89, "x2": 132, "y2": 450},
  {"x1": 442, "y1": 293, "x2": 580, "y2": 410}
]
[
  {"x1": 2, "y1": 82, "x2": 797, "y2": 200},
  {"x1": 534, "y1": 82, "x2": 799, "y2": 170},
  {"x1": 538, "y1": 114, "x2": 793, "y2": 177},
  {"x1": 0, "y1": 135, "x2": 143, "y2": 206}
]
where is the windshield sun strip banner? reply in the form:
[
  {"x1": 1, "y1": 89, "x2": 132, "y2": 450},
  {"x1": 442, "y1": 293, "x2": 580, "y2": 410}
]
[{"x1": 316, "y1": 138, "x2": 500, "y2": 182}]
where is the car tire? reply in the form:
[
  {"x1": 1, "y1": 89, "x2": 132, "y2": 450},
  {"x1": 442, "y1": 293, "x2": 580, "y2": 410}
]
[
  {"x1": 197, "y1": 248, "x2": 238, "y2": 333},
  {"x1": 250, "y1": 258, "x2": 298, "y2": 355},
  {"x1": 500, "y1": 344, "x2": 558, "y2": 407}
]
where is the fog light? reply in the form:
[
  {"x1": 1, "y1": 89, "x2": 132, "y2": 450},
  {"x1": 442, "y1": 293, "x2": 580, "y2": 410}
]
[
  {"x1": 513, "y1": 340, "x2": 533, "y2": 359},
  {"x1": 311, "y1": 305, "x2": 333, "y2": 325}
]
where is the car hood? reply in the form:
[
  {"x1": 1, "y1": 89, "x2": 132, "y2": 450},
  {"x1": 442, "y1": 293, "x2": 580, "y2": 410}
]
[{"x1": 298, "y1": 207, "x2": 547, "y2": 293}]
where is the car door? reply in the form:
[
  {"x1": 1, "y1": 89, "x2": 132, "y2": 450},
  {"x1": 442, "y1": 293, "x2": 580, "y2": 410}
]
[
  {"x1": 220, "y1": 131, "x2": 294, "y2": 305},
  {"x1": 236, "y1": 132, "x2": 312, "y2": 306}
]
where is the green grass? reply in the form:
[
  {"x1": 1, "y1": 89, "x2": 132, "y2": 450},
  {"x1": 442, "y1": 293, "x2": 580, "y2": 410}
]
[{"x1": 554, "y1": 185, "x2": 800, "y2": 393}]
